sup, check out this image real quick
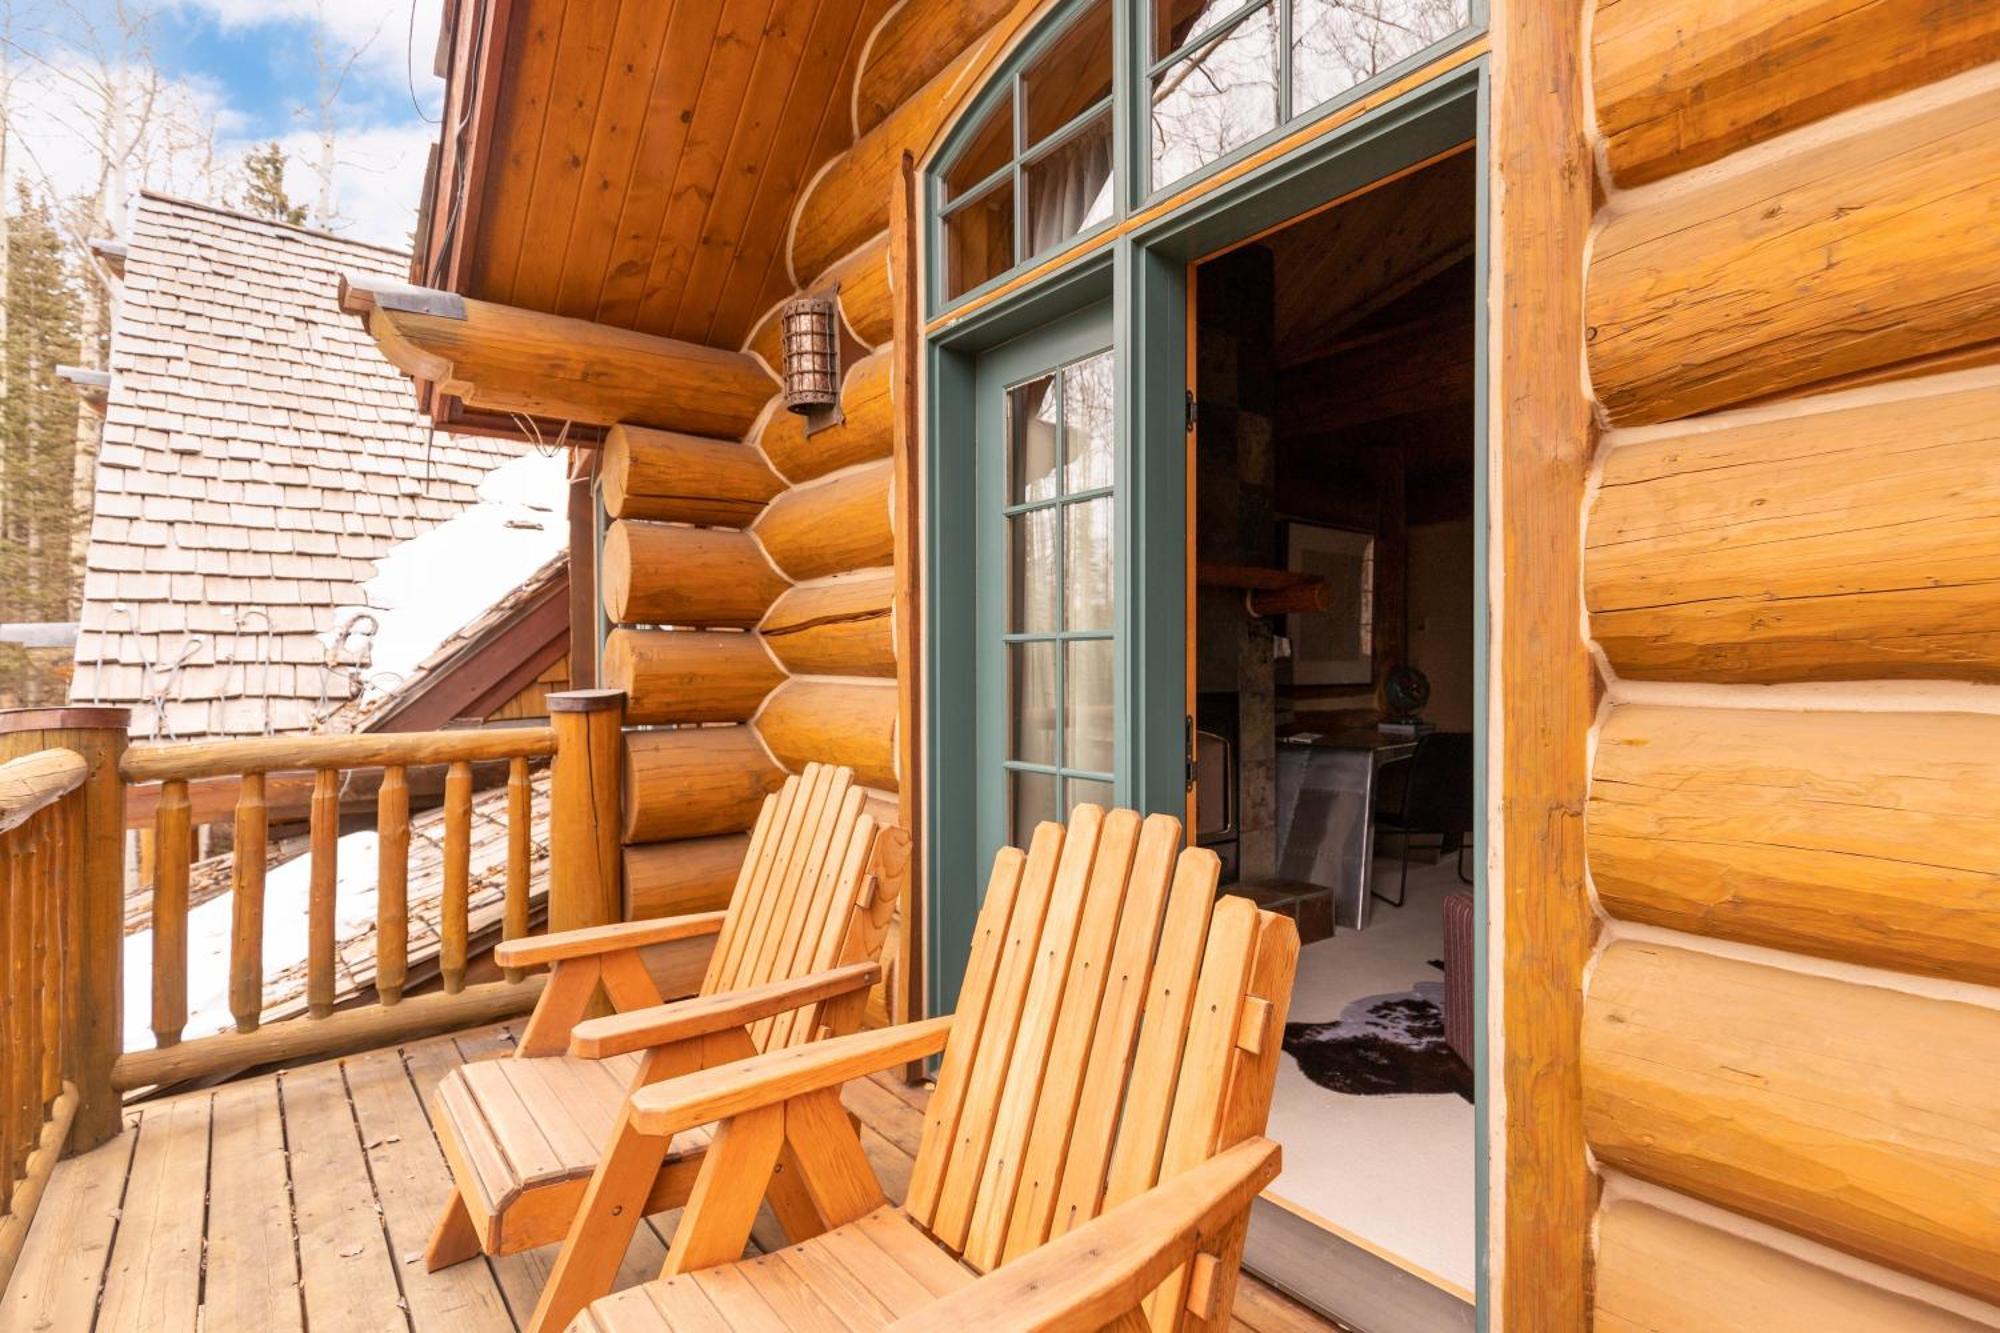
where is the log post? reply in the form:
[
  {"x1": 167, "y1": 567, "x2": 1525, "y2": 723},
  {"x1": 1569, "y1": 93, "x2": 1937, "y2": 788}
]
[
  {"x1": 549, "y1": 690, "x2": 625, "y2": 933},
  {"x1": 0, "y1": 707, "x2": 130, "y2": 1153}
]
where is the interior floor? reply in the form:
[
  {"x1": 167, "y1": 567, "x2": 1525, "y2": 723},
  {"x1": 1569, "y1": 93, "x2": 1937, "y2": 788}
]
[{"x1": 1263, "y1": 856, "x2": 1475, "y2": 1295}]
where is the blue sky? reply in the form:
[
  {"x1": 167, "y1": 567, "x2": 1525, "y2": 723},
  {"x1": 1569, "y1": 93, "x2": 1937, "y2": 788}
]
[{"x1": 6, "y1": 0, "x2": 446, "y2": 246}]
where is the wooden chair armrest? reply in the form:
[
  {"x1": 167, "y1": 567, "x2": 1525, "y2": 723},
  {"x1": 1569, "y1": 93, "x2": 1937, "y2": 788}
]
[
  {"x1": 884, "y1": 1137, "x2": 1282, "y2": 1333},
  {"x1": 626, "y1": 1014, "x2": 955, "y2": 1137},
  {"x1": 568, "y1": 962, "x2": 882, "y2": 1058},
  {"x1": 493, "y1": 911, "x2": 728, "y2": 969}
]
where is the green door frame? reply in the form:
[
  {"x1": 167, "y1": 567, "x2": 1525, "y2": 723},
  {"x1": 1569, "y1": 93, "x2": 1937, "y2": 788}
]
[{"x1": 925, "y1": 57, "x2": 1491, "y2": 1326}]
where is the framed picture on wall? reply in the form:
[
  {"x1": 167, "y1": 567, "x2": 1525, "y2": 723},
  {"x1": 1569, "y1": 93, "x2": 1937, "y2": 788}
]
[{"x1": 1286, "y1": 523, "x2": 1374, "y2": 685}]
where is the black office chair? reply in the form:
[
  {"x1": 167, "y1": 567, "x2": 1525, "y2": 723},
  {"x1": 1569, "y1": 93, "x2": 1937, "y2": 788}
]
[{"x1": 1371, "y1": 730, "x2": 1474, "y2": 909}]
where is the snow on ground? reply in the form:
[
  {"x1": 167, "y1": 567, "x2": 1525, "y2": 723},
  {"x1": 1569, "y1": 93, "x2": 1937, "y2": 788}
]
[
  {"x1": 329, "y1": 449, "x2": 570, "y2": 701},
  {"x1": 124, "y1": 825, "x2": 385, "y2": 1051}
]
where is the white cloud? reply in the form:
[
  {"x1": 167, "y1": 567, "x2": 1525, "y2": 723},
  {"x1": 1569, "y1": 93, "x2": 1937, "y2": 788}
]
[
  {"x1": 173, "y1": 0, "x2": 448, "y2": 95},
  {"x1": 3, "y1": 30, "x2": 441, "y2": 249}
]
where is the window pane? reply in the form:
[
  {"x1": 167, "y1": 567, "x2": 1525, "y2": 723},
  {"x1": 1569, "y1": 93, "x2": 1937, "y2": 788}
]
[
  {"x1": 1008, "y1": 641, "x2": 1058, "y2": 765},
  {"x1": 1151, "y1": 4, "x2": 1280, "y2": 189},
  {"x1": 1068, "y1": 776, "x2": 1116, "y2": 815},
  {"x1": 1065, "y1": 639, "x2": 1116, "y2": 772},
  {"x1": 1008, "y1": 374, "x2": 1060, "y2": 504},
  {"x1": 1154, "y1": 0, "x2": 1246, "y2": 61},
  {"x1": 1009, "y1": 507, "x2": 1060, "y2": 633},
  {"x1": 1024, "y1": 110, "x2": 1115, "y2": 259},
  {"x1": 945, "y1": 178, "x2": 1016, "y2": 299},
  {"x1": 1064, "y1": 496, "x2": 1114, "y2": 631},
  {"x1": 1062, "y1": 351, "x2": 1115, "y2": 493},
  {"x1": 1024, "y1": 0, "x2": 1114, "y2": 145},
  {"x1": 1009, "y1": 769, "x2": 1059, "y2": 849},
  {"x1": 942, "y1": 89, "x2": 1014, "y2": 201},
  {"x1": 1292, "y1": 0, "x2": 1470, "y2": 114}
]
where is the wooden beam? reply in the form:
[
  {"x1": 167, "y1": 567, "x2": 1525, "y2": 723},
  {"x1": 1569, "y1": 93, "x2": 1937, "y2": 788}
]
[
  {"x1": 761, "y1": 572, "x2": 898, "y2": 678},
  {"x1": 1588, "y1": 375, "x2": 2000, "y2": 683},
  {"x1": 601, "y1": 425, "x2": 784, "y2": 526},
  {"x1": 338, "y1": 274, "x2": 776, "y2": 437},
  {"x1": 1584, "y1": 941, "x2": 2000, "y2": 1304},
  {"x1": 1590, "y1": 705, "x2": 2000, "y2": 986},
  {"x1": 1594, "y1": 0, "x2": 2000, "y2": 187},
  {"x1": 622, "y1": 727, "x2": 787, "y2": 844},
  {"x1": 755, "y1": 679, "x2": 899, "y2": 792},
  {"x1": 1494, "y1": 0, "x2": 1598, "y2": 1322},
  {"x1": 1588, "y1": 75, "x2": 2000, "y2": 426},
  {"x1": 601, "y1": 628, "x2": 785, "y2": 726},
  {"x1": 600, "y1": 521, "x2": 791, "y2": 628},
  {"x1": 1596, "y1": 1201, "x2": 1989, "y2": 1332},
  {"x1": 755, "y1": 350, "x2": 895, "y2": 484},
  {"x1": 753, "y1": 460, "x2": 895, "y2": 582},
  {"x1": 567, "y1": 468, "x2": 598, "y2": 689}
]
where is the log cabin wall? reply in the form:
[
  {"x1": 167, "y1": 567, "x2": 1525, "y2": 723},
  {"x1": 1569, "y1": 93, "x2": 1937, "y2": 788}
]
[
  {"x1": 595, "y1": 0, "x2": 1043, "y2": 1029},
  {"x1": 1581, "y1": 3, "x2": 2000, "y2": 1324}
]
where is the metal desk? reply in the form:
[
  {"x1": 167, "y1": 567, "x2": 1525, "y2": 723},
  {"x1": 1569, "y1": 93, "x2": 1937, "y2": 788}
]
[{"x1": 1274, "y1": 730, "x2": 1419, "y2": 931}]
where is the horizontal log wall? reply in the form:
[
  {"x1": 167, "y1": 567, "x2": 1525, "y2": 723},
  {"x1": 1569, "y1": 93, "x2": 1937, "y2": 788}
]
[
  {"x1": 1587, "y1": 376, "x2": 2000, "y2": 683},
  {"x1": 1590, "y1": 706, "x2": 2000, "y2": 987},
  {"x1": 1593, "y1": 0, "x2": 2000, "y2": 186},
  {"x1": 1582, "y1": 942, "x2": 2000, "y2": 1303},
  {"x1": 601, "y1": 629, "x2": 785, "y2": 725},
  {"x1": 756, "y1": 350, "x2": 894, "y2": 483},
  {"x1": 621, "y1": 727, "x2": 786, "y2": 845},
  {"x1": 755, "y1": 679, "x2": 898, "y2": 791},
  {"x1": 600, "y1": 426, "x2": 783, "y2": 526},
  {"x1": 753, "y1": 460, "x2": 895, "y2": 581},
  {"x1": 599, "y1": 522, "x2": 791, "y2": 628},
  {"x1": 761, "y1": 572, "x2": 897, "y2": 678},
  {"x1": 1594, "y1": 1202, "x2": 1992, "y2": 1332},
  {"x1": 625, "y1": 834, "x2": 750, "y2": 920},
  {"x1": 1588, "y1": 72, "x2": 2000, "y2": 426},
  {"x1": 1584, "y1": 8, "x2": 2000, "y2": 1323}
]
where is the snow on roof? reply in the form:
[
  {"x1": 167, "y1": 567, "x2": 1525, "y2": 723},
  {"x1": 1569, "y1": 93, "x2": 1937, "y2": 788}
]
[
  {"x1": 328, "y1": 450, "x2": 570, "y2": 705},
  {"x1": 70, "y1": 192, "x2": 546, "y2": 740}
]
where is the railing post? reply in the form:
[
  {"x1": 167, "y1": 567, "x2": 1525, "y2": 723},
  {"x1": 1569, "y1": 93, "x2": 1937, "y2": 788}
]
[
  {"x1": 0, "y1": 707, "x2": 129, "y2": 1153},
  {"x1": 548, "y1": 689, "x2": 625, "y2": 933}
]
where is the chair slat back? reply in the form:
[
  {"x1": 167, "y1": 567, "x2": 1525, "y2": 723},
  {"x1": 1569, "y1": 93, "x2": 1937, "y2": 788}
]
[
  {"x1": 904, "y1": 805, "x2": 1300, "y2": 1313},
  {"x1": 698, "y1": 763, "x2": 898, "y2": 1054}
]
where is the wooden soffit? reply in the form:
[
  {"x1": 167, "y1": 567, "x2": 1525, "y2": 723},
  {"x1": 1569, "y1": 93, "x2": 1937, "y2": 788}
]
[{"x1": 416, "y1": 0, "x2": 895, "y2": 355}]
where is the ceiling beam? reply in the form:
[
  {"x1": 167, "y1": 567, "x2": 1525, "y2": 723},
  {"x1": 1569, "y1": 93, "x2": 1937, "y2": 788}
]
[{"x1": 339, "y1": 274, "x2": 777, "y2": 439}]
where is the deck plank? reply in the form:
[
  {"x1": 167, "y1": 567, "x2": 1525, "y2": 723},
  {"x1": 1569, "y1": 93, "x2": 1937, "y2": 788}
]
[
  {"x1": 204, "y1": 1078, "x2": 305, "y2": 1331},
  {"x1": 282, "y1": 1057, "x2": 412, "y2": 1331},
  {"x1": 346, "y1": 1041, "x2": 517, "y2": 1327},
  {"x1": 96, "y1": 1094, "x2": 210, "y2": 1332},
  {"x1": 1, "y1": 1113, "x2": 136, "y2": 1330},
  {"x1": 1, "y1": 1021, "x2": 1337, "y2": 1332}
]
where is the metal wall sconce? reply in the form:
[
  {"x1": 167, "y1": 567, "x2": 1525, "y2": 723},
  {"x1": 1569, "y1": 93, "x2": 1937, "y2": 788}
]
[{"x1": 779, "y1": 295, "x2": 840, "y2": 416}]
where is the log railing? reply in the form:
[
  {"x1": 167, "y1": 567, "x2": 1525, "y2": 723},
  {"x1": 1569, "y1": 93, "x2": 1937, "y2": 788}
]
[
  {"x1": 110, "y1": 715, "x2": 618, "y2": 1092},
  {"x1": 0, "y1": 744, "x2": 93, "y2": 1291}
]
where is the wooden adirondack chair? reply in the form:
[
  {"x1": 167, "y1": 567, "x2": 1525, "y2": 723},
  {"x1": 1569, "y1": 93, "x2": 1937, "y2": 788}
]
[
  {"x1": 548, "y1": 804, "x2": 1300, "y2": 1333},
  {"x1": 424, "y1": 762, "x2": 910, "y2": 1276}
]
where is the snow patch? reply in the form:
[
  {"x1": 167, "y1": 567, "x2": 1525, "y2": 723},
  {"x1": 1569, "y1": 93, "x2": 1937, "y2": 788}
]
[{"x1": 328, "y1": 450, "x2": 568, "y2": 700}]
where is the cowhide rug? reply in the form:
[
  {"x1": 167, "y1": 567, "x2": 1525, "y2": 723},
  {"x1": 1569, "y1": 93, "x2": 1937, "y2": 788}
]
[{"x1": 1282, "y1": 978, "x2": 1472, "y2": 1102}]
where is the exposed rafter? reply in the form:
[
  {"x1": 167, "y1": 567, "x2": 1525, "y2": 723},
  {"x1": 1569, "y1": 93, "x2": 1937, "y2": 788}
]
[{"x1": 338, "y1": 275, "x2": 776, "y2": 439}]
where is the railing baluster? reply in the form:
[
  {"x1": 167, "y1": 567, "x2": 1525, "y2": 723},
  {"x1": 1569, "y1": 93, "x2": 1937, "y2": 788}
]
[
  {"x1": 9, "y1": 831, "x2": 28, "y2": 1178},
  {"x1": 3, "y1": 830, "x2": 18, "y2": 1191},
  {"x1": 230, "y1": 774, "x2": 268, "y2": 1033},
  {"x1": 151, "y1": 780, "x2": 191, "y2": 1048},
  {"x1": 40, "y1": 811, "x2": 62, "y2": 1104},
  {"x1": 308, "y1": 768, "x2": 339, "y2": 1019},
  {"x1": 376, "y1": 766, "x2": 409, "y2": 1006},
  {"x1": 503, "y1": 756, "x2": 530, "y2": 984},
  {"x1": 442, "y1": 759, "x2": 472, "y2": 995},
  {"x1": 26, "y1": 825, "x2": 46, "y2": 1124}
]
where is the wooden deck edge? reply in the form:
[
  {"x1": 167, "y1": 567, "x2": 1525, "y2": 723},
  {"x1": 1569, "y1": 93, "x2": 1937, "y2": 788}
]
[
  {"x1": 112, "y1": 977, "x2": 545, "y2": 1091},
  {"x1": 0, "y1": 1083, "x2": 78, "y2": 1297}
]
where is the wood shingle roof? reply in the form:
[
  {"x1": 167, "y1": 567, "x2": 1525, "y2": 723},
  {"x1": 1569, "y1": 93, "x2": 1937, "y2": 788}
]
[{"x1": 71, "y1": 193, "x2": 533, "y2": 738}]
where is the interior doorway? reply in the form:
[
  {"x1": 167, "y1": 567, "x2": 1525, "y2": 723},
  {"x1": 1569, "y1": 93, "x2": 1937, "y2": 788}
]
[{"x1": 1188, "y1": 147, "x2": 1479, "y2": 1315}]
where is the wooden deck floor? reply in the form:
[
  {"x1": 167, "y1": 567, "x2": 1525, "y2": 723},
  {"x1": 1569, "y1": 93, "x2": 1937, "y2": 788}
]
[{"x1": 4, "y1": 1023, "x2": 1337, "y2": 1332}]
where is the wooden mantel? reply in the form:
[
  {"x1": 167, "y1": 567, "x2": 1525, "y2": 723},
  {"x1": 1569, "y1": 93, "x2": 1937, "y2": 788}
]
[{"x1": 338, "y1": 275, "x2": 777, "y2": 440}]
